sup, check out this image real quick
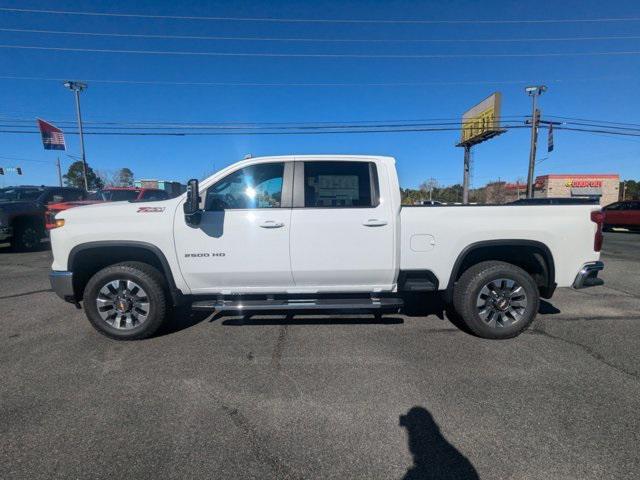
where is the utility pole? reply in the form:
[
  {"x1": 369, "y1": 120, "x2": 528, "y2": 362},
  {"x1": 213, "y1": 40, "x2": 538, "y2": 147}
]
[
  {"x1": 56, "y1": 156, "x2": 63, "y2": 187},
  {"x1": 462, "y1": 145, "x2": 471, "y2": 204},
  {"x1": 64, "y1": 81, "x2": 88, "y2": 190},
  {"x1": 525, "y1": 85, "x2": 547, "y2": 198}
]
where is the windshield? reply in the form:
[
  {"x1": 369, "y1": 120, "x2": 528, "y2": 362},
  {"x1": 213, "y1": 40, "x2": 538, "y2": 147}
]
[
  {"x1": 0, "y1": 187, "x2": 44, "y2": 202},
  {"x1": 88, "y1": 189, "x2": 141, "y2": 202}
]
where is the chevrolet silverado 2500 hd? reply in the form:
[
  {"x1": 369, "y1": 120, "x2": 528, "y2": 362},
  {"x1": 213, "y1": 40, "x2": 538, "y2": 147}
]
[{"x1": 49, "y1": 155, "x2": 604, "y2": 340}]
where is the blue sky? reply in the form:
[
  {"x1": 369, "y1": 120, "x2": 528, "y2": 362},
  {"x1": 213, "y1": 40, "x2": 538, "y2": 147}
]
[{"x1": 1, "y1": 0, "x2": 639, "y2": 189}]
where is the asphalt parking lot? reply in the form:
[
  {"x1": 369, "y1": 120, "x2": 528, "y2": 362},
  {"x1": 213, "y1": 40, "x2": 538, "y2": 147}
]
[{"x1": 1, "y1": 232, "x2": 639, "y2": 479}]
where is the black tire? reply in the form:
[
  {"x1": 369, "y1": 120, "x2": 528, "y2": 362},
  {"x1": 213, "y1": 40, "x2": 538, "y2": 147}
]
[
  {"x1": 13, "y1": 220, "x2": 43, "y2": 251},
  {"x1": 452, "y1": 261, "x2": 539, "y2": 339},
  {"x1": 83, "y1": 262, "x2": 168, "y2": 340}
]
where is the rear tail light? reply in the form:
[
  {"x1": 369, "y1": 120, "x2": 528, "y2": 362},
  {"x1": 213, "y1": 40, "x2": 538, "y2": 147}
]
[{"x1": 591, "y1": 210, "x2": 604, "y2": 252}]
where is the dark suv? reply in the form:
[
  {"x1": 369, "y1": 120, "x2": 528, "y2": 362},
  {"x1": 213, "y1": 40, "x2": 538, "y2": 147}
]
[{"x1": 0, "y1": 186, "x2": 86, "y2": 250}]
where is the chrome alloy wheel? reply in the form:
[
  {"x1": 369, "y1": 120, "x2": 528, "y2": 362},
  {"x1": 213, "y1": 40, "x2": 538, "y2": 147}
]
[
  {"x1": 96, "y1": 280, "x2": 150, "y2": 330},
  {"x1": 476, "y1": 278, "x2": 528, "y2": 328}
]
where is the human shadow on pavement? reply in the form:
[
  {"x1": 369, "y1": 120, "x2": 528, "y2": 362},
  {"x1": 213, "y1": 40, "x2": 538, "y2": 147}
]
[{"x1": 400, "y1": 406, "x2": 479, "y2": 480}]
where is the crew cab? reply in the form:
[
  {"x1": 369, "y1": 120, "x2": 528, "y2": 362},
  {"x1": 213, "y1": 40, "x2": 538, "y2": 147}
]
[
  {"x1": 45, "y1": 187, "x2": 170, "y2": 229},
  {"x1": 48, "y1": 155, "x2": 604, "y2": 340}
]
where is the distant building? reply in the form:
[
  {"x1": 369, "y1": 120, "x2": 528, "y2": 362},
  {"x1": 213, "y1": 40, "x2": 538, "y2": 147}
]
[
  {"x1": 533, "y1": 174, "x2": 619, "y2": 206},
  {"x1": 504, "y1": 182, "x2": 527, "y2": 202},
  {"x1": 134, "y1": 179, "x2": 186, "y2": 198}
]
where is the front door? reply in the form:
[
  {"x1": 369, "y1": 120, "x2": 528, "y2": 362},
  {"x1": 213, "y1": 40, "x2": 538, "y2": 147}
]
[
  {"x1": 289, "y1": 159, "x2": 396, "y2": 291},
  {"x1": 174, "y1": 161, "x2": 294, "y2": 294}
]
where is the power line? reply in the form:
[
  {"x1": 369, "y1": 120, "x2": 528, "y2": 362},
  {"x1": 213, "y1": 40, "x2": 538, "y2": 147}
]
[
  {"x1": 3, "y1": 111, "x2": 640, "y2": 135},
  {"x1": 0, "y1": 113, "x2": 528, "y2": 126},
  {"x1": 3, "y1": 44, "x2": 640, "y2": 58},
  {"x1": 0, "y1": 119, "x2": 529, "y2": 130},
  {"x1": 3, "y1": 125, "x2": 640, "y2": 137},
  {"x1": 0, "y1": 75, "x2": 632, "y2": 87},
  {"x1": 5, "y1": 111, "x2": 640, "y2": 132},
  {"x1": 546, "y1": 115, "x2": 640, "y2": 129},
  {"x1": 0, "y1": 125, "x2": 532, "y2": 136},
  {"x1": 4, "y1": 114, "x2": 640, "y2": 133},
  {"x1": 1, "y1": 7, "x2": 639, "y2": 24},
  {"x1": 0, "y1": 155, "x2": 51, "y2": 164},
  {"x1": 552, "y1": 121, "x2": 640, "y2": 132},
  {"x1": 553, "y1": 126, "x2": 640, "y2": 137},
  {"x1": 3, "y1": 27, "x2": 640, "y2": 44}
]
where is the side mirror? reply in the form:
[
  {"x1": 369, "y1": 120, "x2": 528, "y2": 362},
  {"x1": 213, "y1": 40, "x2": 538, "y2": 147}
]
[
  {"x1": 51, "y1": 195, "x2": 64, "y2": 204},
  {"x1": 183, "y1": 178, "x2": 202, "y2": 226}
]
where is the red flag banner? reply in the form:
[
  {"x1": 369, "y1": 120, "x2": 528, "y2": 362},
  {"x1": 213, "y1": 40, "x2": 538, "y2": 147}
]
[{"x1": 37, "y1": 118, "x2": 66, "y2": 151}]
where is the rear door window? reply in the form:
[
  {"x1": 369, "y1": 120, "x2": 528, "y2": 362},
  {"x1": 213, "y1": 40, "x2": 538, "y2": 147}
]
[{"x1": 302, "y1": 161, "x2": 379, "y2": 208}]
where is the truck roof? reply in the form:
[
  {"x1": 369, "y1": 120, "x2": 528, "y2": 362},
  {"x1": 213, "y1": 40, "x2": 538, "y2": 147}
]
[{"x1": 245, "y1": 154, "x2": 395, "y2": 162}]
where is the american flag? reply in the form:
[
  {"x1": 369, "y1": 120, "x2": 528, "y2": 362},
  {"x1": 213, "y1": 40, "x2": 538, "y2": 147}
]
[{"x1": 36, "y1": 118, "x2": 66, "y2": 151}]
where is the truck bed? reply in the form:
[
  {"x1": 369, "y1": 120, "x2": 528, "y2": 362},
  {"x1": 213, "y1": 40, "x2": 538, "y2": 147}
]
[{"x1": 400, "y1": 204, "x2": 600, "y2": 289}]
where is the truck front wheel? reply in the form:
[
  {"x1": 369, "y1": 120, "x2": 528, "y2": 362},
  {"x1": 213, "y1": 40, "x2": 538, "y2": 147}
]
[
  {"x1": 452, "y1": 261, "x2": 539, "y2": 339},
  {"x1": 83, "y1": 262, "x2": 168, "y2": 340},
  {"x1": 13, "y1": 220, "x2": 43, "y2": 251}
]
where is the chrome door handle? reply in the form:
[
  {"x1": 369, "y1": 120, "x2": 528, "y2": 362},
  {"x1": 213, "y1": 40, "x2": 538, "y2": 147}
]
[
  {"x1": 259, "y1": 220, "x2": 285, "y2": 228},
  {"x1": 362, "y1": 219, "x2": 388, "y2": 227}
]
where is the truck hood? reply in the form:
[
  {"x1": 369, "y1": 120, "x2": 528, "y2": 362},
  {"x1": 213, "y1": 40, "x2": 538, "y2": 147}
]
[
  {"x1": 58, "y1": 199, "x2": 176, "y2": 224},
  {"x1": 54, "y1": 199, "x2": 178, "y2": 247}
]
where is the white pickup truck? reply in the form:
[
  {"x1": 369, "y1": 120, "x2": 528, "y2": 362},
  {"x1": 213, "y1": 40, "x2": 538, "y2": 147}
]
[{"x1": 49, "y1": 155, "x2": 604, "y2": 340}]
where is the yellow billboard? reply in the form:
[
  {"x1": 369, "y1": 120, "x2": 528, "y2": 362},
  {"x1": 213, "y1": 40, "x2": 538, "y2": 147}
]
[{"x1": 460, "y1": 92, "x2": 502, "y2": 145}]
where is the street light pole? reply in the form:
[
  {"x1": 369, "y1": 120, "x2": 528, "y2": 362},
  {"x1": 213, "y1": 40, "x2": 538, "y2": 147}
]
[
  {"x1": 525, "y1": 85, "x2": 547, "y2": 199},
  {"x1": 64, "y1": 81, "x2": 88, "y2": 191}
]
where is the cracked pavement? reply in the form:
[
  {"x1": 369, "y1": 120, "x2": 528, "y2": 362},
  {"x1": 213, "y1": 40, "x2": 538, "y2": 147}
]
[{"x1": 1, "y1": 232, "x2": 639, "y2": 479}]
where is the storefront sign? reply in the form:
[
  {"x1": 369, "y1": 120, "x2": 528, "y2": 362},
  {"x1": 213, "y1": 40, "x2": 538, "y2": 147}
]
[{"x1": 565, "y1": 179, "x2": 603, "y2": 188}]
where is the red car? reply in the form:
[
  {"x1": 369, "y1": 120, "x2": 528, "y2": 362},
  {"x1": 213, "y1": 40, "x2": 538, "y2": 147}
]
[
  {"x1": 602, "y1": 200, "x2": 640, "y2": 231},
  {"x1": 45, "y1": 187, "x2": 169, "y2": 229}
]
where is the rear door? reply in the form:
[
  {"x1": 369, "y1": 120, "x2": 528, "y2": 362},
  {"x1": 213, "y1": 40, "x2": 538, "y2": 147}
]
[{"x1": 289, "y1": 159, "x2": 395, "y2": 291}]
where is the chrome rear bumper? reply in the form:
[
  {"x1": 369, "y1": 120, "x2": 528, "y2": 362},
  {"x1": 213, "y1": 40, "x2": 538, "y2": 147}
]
[{"x1": 573, "y1": 261, "x2": 604, "y2": 289}]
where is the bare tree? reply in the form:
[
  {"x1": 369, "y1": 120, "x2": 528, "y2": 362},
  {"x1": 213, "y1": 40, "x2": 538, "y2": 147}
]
[{"x1": 420, "y1": 178, "x2": 439, "y2": 201}]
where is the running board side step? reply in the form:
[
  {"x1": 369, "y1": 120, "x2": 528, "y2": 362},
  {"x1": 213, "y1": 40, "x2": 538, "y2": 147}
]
[{"x1": 191, "y1": 297, "x2": 403, "y2": 312}]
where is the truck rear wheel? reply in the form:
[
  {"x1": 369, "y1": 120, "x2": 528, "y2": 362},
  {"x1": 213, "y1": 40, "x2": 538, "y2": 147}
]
[
  {"x1": 83, "y1": 262, "x2": 168, "y2": 340},
  {"x1": 452, "y1": 261, "x2": 539, "y2": 339}
]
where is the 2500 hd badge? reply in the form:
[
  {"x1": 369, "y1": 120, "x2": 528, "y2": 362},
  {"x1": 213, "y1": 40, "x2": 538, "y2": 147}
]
[{"x1": 184, "y1": 252, "x2": 226, "y2": 258}]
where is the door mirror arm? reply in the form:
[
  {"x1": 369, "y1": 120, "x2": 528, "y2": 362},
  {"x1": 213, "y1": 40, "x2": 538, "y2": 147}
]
[{"x1": 184, "y1": 178, "x2": 203, "y2": 226}]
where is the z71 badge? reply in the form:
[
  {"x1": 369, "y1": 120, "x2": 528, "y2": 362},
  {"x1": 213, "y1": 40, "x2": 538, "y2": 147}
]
[{"x1": 137, "y1": 207, "x2": 165, "y2": 213}]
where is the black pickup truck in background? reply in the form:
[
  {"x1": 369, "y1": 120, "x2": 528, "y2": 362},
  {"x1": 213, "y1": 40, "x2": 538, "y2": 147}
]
[{"x1": 0, "y1": 186, "x2": 86, "y2": 250}]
